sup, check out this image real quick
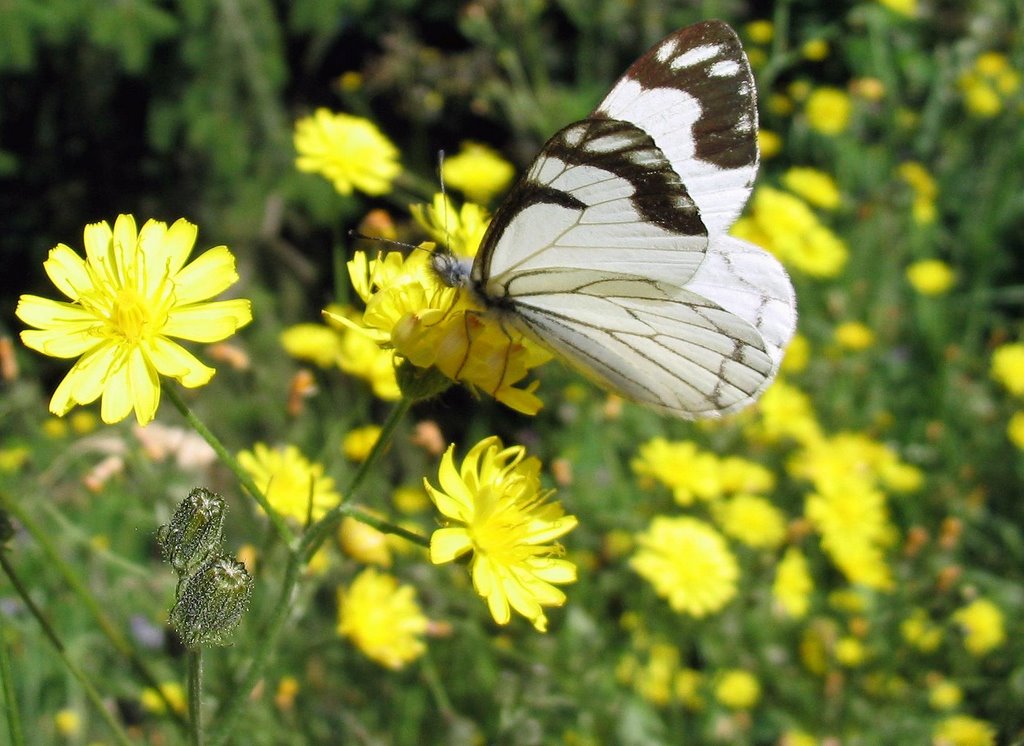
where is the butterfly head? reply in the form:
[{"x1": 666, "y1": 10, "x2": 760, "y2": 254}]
[{"x1": 430, "y1": 250, "x2": 473, "y2": 290}]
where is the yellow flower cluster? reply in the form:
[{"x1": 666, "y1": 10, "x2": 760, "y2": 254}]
[
  {"x1": 336, "y1": 567, "x2": 428, "y2": 669},
  {"x1": 616, "y1": 643, "x2": 705, "y2": 710},
  {"x1": 958, "y1": 52, "x2": 1021, "y2": 118},
  {"x1": 632, "y1": 437, "x2": 775, "y2": 505},
  {"x1": 732, "y1": 186, "x2": 848, "y2": 277},
  {"x1": 952, "y1": 598, "x2": 1006, "y2": 656},
  {"x1": 933, "y1": 714, "x2": 997, "y2": 746},
  {"x1": 293, "y1": 109, "x2": 401, "y2": 196}
]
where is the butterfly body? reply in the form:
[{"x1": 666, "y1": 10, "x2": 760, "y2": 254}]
[{"x1": 433, "y1": 21, "x2": 796, "y2": 419}]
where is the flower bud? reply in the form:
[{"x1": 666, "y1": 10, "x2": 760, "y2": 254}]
[
  {"x1": 157, "y1": 488, "x2": 225, "y2": 577},
  {"x1": 170, "y1": 556, "x2": 253, "y2": 647}
]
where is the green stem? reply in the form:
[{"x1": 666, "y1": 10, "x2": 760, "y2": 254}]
[
  {"x1": 0, "y1": 611, "x2": 24, "y2": 746},
  {"x1": 208, "y1": 397, "x2": 418, "y2": 745},
  {"x1": 164, "y1": 385, "x2": 296, "y2": 548},
  {"x1": 0, "y1": 490, "x2": 188, "y2": 731},
  {"x1": 299, "y1": 396, "x2": 415, "y2": 560},
  {"x1": 188, "y1": 648, "x2": 204, "y2": 746},
  {"x1": 0, "y1": 550, "x2": 134, "y2": 746}
]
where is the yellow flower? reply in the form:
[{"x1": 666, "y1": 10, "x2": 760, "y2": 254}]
[
  {"x1": 342, "y1": 425, "x2": 381, "y2": 461},
  {"x1": 54, "y1": 709, "x2": 81, "y2": 736},
  {"x1": 747, "y1": 379, "x2": 822, "y2": 445},
  {"x1": 337, "y1": 568, "x2": 428, "y2": 669},
  {"x1": 411, "y1": 193, "x2": 492, "y2": 259},
  {"x1": 952, "y1": 598, "x2": 1006, "y2": 656},
  {"x1": 907, "y1": 260, "x2": 956, "y2": 296},
  {"x1": 805, "y1": 87, "x2": 852, "y2": 135},
  {"x1": 781, "y1": 333, "x2": 810, "y2": 374},
  {"x1": 991, "y1": 342, "x2": 1024, "y2": 396},
  {"x1": 441, "y1": 141, "x2": 516, "y2": 204},
  {"x1": 732, "y1": 187, "x2": 848, "y2": 277},
  {"x1": 632, "y1": 643, "x2": 679, "y2": 706},
  {"x1": 758, "y1": 129, "x2": 782, "y2": 159},
  {"x1": 781, "y1": 167, "x2": 841, "y2": 210},
  {"x1": 237, "y1": 443, "x2": 342, "y2": 522},
  {"x1": 900, "y1": 608, "x2": 942, "y2": 652},
  {"x1": 932, "y1": 715, "x2": 996, "y2": 746},
  {"x1": 877, "y1": 0, "x2": 917, "y2": 16},
  {"x1": 141, "y1": 682, "x2": 187, "y2": 715},
  {"x1": 714, "y1": 494, "x2": 786, "y2": 549},
  {"x1": 280, "y1": 322, "x2": 343, "y2": 368},
  {"x1": 1007, "y1": 411, "x2": 1024, "y2": 449},
  {"x1": 745, "y1": 20, "x2": 774, "y2": 45},
  {"x1": 16, "y1": 215, "x2": 252, "y2": 425},
  {"x1": 713, "y1": 669, "x2": 761, "y2": 710},
  {"x1": 0, "y1": 446, "x2": 30, "y2": 474},
  {"x1": 958, "y1": 53, "x2": 1020, "y2": 118},
  {"x1": 834, "y1": 321, "x2": 875, "y2": 351},
  {"x1": 631, "y1": 516, "x2": 738, "y2": 617},
  {"x1": 339, "y1": 515, "x2": 392, "y2": 566},
  {"x1": 773, "y1": 547, "x2": 813, "y2": 619},
  {"x1": 294, "y1": 109, "x2": 400, "y2": 195},
  {"x1": 928, "y1": 679, "x2": 963, "y2": 710},
  {"x1": 802, "y1": 39, "x2": 829, "y2": 62},
  {"x1": 897, "y1": 161, "x2": 938, "y2": 225},
  {"x1": 424, "y1": 436, "x2": 578, "y2": 632},
  {"x1": 340, "y1": 248, "x2": 550, "y2": 414},
  {"x1": 834, "y1": 636, "x2": 866, "y2": 667}
]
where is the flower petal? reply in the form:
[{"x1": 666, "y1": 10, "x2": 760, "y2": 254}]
[
  {"x1": 48, "y1": 341, "x2": 120, "y2": 415},
  {"x1": 147, "y1": 337, "x2": 215, "y2": 387},
  {"x1": 16, "y1": 295, "x2": 97, "y2": 331},
  {"x1": 100, "y1": 360, "x2": 134, "y2": 423},
  {"x1": 162, "y1": 218, "x2": 199, "y2": 276},
  {"x1": 43, "y1": 244, "x2": 93, "y2": 301},
  {"x1": 172, "y1": 246, "x2": 238, "y2": 305},
  {"x1": 21, "y1": 328, "x2": 103, "y2": 359},
  {"x1": 429, "y1": 527, "x2": 472, "y2": 564},
  {"x1": 163, "y1": 299, "x2": 252, "y2": 342},
  {"x1": 83, "y1": 220, "x2": 115, "y2": 284},
  {"x1": 127, "y1": 346, "x2": 160, "y2": 424}
]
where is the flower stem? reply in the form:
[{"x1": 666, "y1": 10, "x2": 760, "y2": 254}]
[
  {"x1": 0, "y1": 549, "x2": 134, "y2": 746},
  {"x1": 188, "y1": 648, "x2": 204, "y2": 746},
  {"x1": 299, "y1": 396, "x2": 415, "y2": 560},
  {"x1": 0, "y1": 489, "x2": 188, "y2": 731},
  {"x1": 165, "y1": 385, "x2": 296, "y2": 548},
  {"x1": 0, "y1": 612, "x2": 25, "y2": 746}
]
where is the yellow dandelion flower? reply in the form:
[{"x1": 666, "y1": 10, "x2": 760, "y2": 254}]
[
  {"x1": 959, "y1": 53, "x2": 1020, "y2": 118},
  {"x1": 952, "y1": 598, "x2": 1006, "y2": 656},
  {"x1": 340, "y1": 247, "x2": 550, "y2": 414},
  {"x1": 907, "y1": 259, "x2": 956, "y2": 296},
  {"x1": 441, "y1": 141, "x2": 516, "y2": 204},
  {"x1": 718, "y1": 456, "x2": 776, "y2": 495},
  {"x1": 631, "y1": 438, "x2": 724, "y2": 505},
  {"x1": 991, "y1": 342, "x2": 1024, "y2": 396},
  {"x1": 293, "y1": 109, "x2": 400, "y2": 196},
  {"x1": 802, "y1": 39, "x2": 829, "y2": 62},
  {"x1": 237, "y1": 443, "x2": 342, "y2": 522},
  {"x1": 16, "y1": 215, "x2": 252, "y2": 425},
  {"x1": 781, "y1": 333, "x2": 810, "y2": 374},
  {"x1": 745, "y1": 20, "x2": 773, "y2": 45},
  {"x1": 1007, "y1": 411, "x2": 1024, "y2": 449},
  {"x1": 747, "y1": 379, "x2": 822, "y2": 445},
  {"x1": 781, "y1": 167, "x2": 841, "y2": 210},
  {"x1": 337, "y1": 568, "x2": 428, "y2": 669},
  {"x1": 834, "y1": 636, "x2": 866, "y2": 667},
  {"x1": 141, "y1": 682, "x2": 187, "y2": 715},
  {"x1": 928, "y1": 679, "x2": 963, "y2": 710},
  {"x1": 834, "y1": 321, "x2": 875, "y2": 351},
  {"x1": 631, "y1": 516, "x2": 738, "y2": 617},
  {"x1": 713, "y1": 669, "x2": 761, "y2": 710},
  {"x1": 804, "y1": 87, "x2": 851, "y2": 135},
  {"x1": 773, "y1": 547, "x2": 813, "y2": 619},
  {"x1": 758, "y1": 129, "x2": 782, "y2": 159},
  {"x1": 932, "y1": 715, "x2": 996, "y2": 746},
  {"x1": 424, "y1": 436, "x2": 578, "y2": 632},
  {"x1": 54, "y1": 709, "x2": 81, "y2": 736},
  {"x1": 339, "y1": 515, "x2": 392, "y2": 566},
  {"x1": 714, "y1": 494, "x2": 787, "y2": 549},
  {"x1": 877, "y1": 0, "x2": 917, "y2": 16},
  {"x1": 342, "y1": 425, "x2": 381, "y2": 461},
  {"x1": 411, "y1": 193, "x2": 491, "y2": 259},
  {"x1": 900, "y1": 608, "x2": 942, "y2": 652}
]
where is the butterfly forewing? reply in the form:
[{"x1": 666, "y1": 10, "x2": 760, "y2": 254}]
[{"x1": 596, "y1": 21, "x2": 759, "y2": 238}]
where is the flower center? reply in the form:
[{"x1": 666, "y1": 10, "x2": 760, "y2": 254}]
[{"x1": 111, "y1": 287, "x2": 153, "y2": 342}]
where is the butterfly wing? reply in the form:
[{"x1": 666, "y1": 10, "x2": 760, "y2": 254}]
[{"x1": 469, "y1": 21, "x2": 796, "y2": 418}]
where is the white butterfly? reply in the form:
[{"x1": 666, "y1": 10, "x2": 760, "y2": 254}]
[{"x1": 432, "y1": 20, "x2": 797, "y2": 419}]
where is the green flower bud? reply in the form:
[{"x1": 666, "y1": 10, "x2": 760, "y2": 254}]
[
  {"x1": 169, "y1": 556, "x2": 253, "y2": 648},
  {"x1": 157, "y1": 488, "x2": 225, "y2": 577},
  {"x1": 395, "y1": 359, "x2": 452, "y2": 401}
]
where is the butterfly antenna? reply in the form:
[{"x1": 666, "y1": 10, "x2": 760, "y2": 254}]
[
  {"x1": 348, "y1": 229, "x2": 425, "y2": 254},
  {"x1": 437, "y1": 149, "x2": 453, "y2": 253}
]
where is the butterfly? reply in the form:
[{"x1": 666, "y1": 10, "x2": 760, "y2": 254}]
[{"x1": 432, "y1": 20, "x2": 797, "y2": 419}]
